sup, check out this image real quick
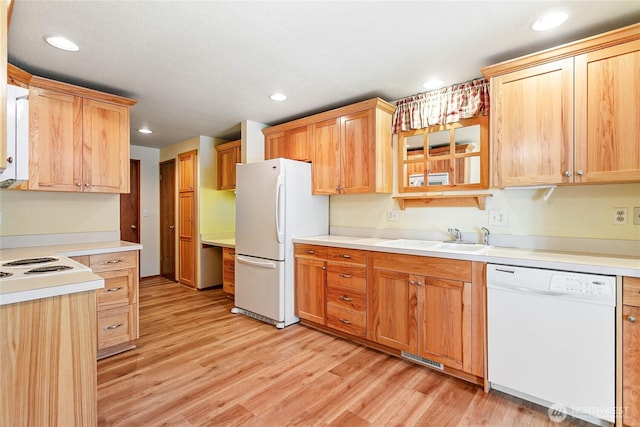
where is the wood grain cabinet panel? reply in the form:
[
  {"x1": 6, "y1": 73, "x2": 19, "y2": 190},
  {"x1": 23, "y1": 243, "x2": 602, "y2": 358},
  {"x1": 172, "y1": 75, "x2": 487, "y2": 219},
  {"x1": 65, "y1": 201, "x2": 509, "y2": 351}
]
[
  {"x1": 484, "y1": 24, "x2": 640, "y2": 187},
  {"x1": 222, "y1": 247, "x2": 236, "y2": 295},
  {"x1": 295, "y1": 256, "x2": 326, "y2": 324},
  {"x1": 623, "y1": 276, "x2": 640, "y2": 427},
  {"x1": 215, "y1": 140, "x2": 240, "y2": 190},
  {"x1": 178, "y1": 150, "x2": 197, "y2": 192},
  {"x1": 28, "y1": 82, "x2": 133, "y2": 193},
  {"x1": 264, "y1": 131, "x2": 287, "y2": 160}
]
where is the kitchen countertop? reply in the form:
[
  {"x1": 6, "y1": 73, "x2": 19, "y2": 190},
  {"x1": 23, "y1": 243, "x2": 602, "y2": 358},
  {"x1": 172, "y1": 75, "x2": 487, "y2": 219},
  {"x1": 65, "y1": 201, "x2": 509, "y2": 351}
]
[
  {"x1": 0, "y1": 240, "x2": 143, "y2": 305},
  {"x1": 201, "y1": 234, "x2": 235, "y2": 249},
  {"x1": 293, "y1": 235, "x2": 640, "y2": 277}
]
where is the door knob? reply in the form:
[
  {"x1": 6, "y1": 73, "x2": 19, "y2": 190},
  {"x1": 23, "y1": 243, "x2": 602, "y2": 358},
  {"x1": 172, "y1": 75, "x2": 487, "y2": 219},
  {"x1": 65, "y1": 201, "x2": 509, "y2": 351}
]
[
  {"x1": 169, "y1": 225, "x2": 175, "y2": 230},
  {"x1": 131, "y1": 224, "x2": 137, "y2": 230}
]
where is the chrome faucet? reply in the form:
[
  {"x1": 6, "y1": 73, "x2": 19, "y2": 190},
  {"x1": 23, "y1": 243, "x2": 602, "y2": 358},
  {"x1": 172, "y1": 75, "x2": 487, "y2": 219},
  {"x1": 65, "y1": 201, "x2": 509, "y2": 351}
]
[
  {"x1": 448, "y1": 227, "x2": 462, "y2": 243},
  {"x1": 481, "y1": 227, "x2": 490, "y2": 245}
]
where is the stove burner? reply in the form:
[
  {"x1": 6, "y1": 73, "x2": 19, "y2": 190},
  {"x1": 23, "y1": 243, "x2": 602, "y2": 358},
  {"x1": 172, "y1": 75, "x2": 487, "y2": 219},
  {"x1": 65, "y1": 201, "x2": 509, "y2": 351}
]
[
  {"x1": 24, "y1": 265, "x2": 73, "y2": 274},
  {"x1": 0, "y1": 272, "x2": 13, "y2": 278},
  {"x1": 3, "y1": 257, "x2": 59, "y2": 267}
]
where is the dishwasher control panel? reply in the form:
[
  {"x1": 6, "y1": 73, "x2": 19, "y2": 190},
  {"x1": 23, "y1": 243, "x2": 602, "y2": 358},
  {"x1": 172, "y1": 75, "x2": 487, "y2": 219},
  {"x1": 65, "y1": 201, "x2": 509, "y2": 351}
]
[{"x1": 549, "y1": 273, "x2": 614, "y2": 295}]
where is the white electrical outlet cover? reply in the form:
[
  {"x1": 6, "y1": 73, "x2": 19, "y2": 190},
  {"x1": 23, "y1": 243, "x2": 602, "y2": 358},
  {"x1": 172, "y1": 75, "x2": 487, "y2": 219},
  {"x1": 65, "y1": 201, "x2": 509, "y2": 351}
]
[{"x1": 613, "y1": 207, "x2": 627, "y2": 225}]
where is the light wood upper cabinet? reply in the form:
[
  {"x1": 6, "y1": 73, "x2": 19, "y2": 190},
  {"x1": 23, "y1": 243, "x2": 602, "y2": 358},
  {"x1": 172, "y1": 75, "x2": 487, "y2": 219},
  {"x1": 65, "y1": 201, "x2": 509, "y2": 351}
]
[
  {"x1": 26, "y1": 75, "x2": 135, "y2": 193},
  {"x1": 215, "y1": 140, "x2": 240, "y2": 190},
  {"x1": 263, "y1": 98, "x2": 395, "y2": 195},
  {"x1": 483, "y1": 23, "x2": 640, "y2": 187},
  {"x1": 178, "y1": 150, "x2": 197, "y2": 192},
  {"x1": 574, "y1": 40, "x2": 640, "y2": 183}
]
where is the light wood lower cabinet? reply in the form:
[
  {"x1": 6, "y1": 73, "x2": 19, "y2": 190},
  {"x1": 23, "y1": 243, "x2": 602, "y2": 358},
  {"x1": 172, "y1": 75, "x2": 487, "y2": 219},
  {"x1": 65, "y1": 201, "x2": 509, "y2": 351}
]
[
  {"x1": 0, "y1": 291, "x2": 98, "y2": 426},
  {"x1": 623, "y1": 276, "x2": 640, "y2": 427},
  {"x1": 72, "y1": 250, "x2": 139, "y2": 359},
  {"x1": 222, "y1": 247, "x2": 236, "y2": 294},
  {"x1": 294, "y1": 244, "x2": 485, "y2": 384}
]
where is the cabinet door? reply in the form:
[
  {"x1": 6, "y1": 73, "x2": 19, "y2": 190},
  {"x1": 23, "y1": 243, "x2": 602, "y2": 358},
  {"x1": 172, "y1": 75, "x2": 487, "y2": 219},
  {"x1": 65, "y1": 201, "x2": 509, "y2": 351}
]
[
  {"x1": 286, "y1": 125, "x2": 311, "y2": 162},
  {"x1": 264, "y1": 131, "x2": 287, "y2": 160},
  {"x1": 624, "y1": 305, "x2": 640, "y2": 427},
  {"x1": 178, "y1": 192, "x2": 195, "y2": 287},
  {"x1": 222, "y1": 247, "x2": 236, "y2": 294},
  {"x1": 82, "y1": 99, "x2": 129, "y2": 193},
  {"x1": 178, "y1": 150, "x2": 197, "y2": 192},
  {"x1": 217, "y1": 143, "x2": 240, "y2": 190},
  {"x1": 370, "y1": 269, "x2": 416, "y2": 352},
  {"x1": 28, "y1": 87, "x2": 83, "y2": 191},
  {"x1": 340, "y1": 109, "x2": 375, "y2": 193},
  {"x1": 311, "y1": 118, "x2": 341, "y2": 194},
  {"x1": 575, "y1": 40, "x2": 640, "y2": 183},
  {"x1": 418, "y1": 277, "x2": 470, "y2": 371},
  {"x1": 295, "y1": 257, "x2": 326, "y2": 324},
  {"x1": 491, "y1": 58, "x2": 574, "y2": 187}
]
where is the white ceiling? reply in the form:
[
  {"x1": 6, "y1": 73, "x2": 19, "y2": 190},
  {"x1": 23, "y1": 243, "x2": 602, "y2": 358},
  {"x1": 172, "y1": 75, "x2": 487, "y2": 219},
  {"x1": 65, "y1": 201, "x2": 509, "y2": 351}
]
[{"x1": 8, "y1": 1, "x2": 640, "y2": 149}]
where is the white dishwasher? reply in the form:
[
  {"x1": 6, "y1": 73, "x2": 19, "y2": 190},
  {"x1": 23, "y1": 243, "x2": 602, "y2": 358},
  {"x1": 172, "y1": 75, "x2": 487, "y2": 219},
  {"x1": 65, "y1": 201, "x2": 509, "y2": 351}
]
[{"x1": 487, "y1": 264, "x2": 616, "y2": 426}]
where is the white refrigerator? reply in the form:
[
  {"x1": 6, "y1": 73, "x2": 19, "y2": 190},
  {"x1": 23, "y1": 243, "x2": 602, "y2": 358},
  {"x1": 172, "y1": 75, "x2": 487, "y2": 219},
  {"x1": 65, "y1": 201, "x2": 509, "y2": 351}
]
[{"x1": 232, "y1": 158, "x2": 328, "y2": 328}]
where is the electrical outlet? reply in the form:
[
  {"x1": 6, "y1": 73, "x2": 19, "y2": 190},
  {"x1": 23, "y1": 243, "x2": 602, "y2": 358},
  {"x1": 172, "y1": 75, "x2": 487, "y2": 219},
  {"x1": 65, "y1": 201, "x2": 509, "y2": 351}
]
[
  {"x1": 489, "y1": 209, "x2": 508, "y2": 226},
  {"x1": 634, "y1": 207, "x2": 640, "y2": 225},
  {"x1": 387, "y1": 209, "x2": 399, "y2": 221},
  {"x1": 613, "y1": 207, "x2": 627, "y2": 225}
]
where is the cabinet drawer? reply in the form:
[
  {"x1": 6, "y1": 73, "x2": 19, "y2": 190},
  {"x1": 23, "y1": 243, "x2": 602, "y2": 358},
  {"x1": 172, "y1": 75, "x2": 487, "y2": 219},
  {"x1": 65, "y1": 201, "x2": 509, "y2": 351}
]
[
  {"x1": 327, "y1": 285, "x2": 366, "y2": 312},
  {"x1": 97, "y1": 269, "x2": 134, "y2": 309},
  {"x1": 327, "y1": 264, "x2": 366, "y2": 290},
  {"x1": 90, "y1": 251, "x2": 137, "y2": 273},
  {"x1": 295, "y1": 244, "x2": 327, "y2": 260},
  {"x1": 624, "y1": 277, "x2": 640, "y2": 307},
  {"x1": 326, "y1": 305, "x2": 366, "y2": 337},
  {"x1": 326, "y1": 247, "x2": 367, "y2": 265},
  {"x1": 98, "y1": 305, "x2": 135, "y2": 350}
]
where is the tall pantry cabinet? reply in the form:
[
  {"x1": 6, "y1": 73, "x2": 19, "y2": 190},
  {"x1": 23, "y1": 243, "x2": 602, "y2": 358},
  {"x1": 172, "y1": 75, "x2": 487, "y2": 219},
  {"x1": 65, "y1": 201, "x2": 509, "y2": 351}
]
[{"x1": 178, "y1": 150, "x2": 197, "y2": 288}]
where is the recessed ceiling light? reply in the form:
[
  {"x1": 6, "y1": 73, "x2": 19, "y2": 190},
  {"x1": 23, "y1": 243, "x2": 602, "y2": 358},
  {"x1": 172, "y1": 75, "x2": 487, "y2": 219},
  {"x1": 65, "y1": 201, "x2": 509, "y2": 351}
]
[
  {"x1": 531, "y1": 12, "x2": 568, "y2": 31},
  {"x1": 269, "y1": 93, "x2": 287, "y2": 101},
  {"x1": 422, "y1": 79, "x2": 444, "y2": 90},
  {"x1": 138, "y1": 128, "x2": 153, "y2": 134},
  {"x1": 44, "y1": 35, "x2": 79, "y2": 52}
]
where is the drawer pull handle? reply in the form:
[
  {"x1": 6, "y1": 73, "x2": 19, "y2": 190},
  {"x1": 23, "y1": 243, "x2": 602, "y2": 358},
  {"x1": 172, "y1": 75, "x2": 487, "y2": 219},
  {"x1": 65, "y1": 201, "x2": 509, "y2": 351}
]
[
  {"x1": 307, "y1": 250, "x2": 315, "y2": 254},
  {"x1": 105, "y1": 287, "x2": 123, "y2": 292},
  {"x1": 104, "y1": 323, "x2": 124, "y2": 330},
  {"x1": 339, "y1": 295, "x2": 352, "y2": 302},
  {"x1": 339, "y1": 318, "x2": 352, "y2": 325},
  {"x1": 339, "y1": 274, "x2": 352, "y2": 279},
  {"x1": 340, "y1": 254, "x2": 351, "y2": 259},
  {"x1": 103, "y1": 258, "x2": 124, "y2": 265},
  {"x1": 629, "y1": 316, "x2": 637, "y2": 323}
]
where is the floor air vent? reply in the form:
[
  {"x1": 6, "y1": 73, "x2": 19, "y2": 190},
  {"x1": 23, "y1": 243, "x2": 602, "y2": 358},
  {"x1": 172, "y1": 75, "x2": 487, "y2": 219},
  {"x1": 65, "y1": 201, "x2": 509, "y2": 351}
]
[
  {"x1": 401, "y1": 352, "x2": 444, "y2": 370},
  {"x1": 231, "y1": 307, "x2": 279, "y2": 327}
]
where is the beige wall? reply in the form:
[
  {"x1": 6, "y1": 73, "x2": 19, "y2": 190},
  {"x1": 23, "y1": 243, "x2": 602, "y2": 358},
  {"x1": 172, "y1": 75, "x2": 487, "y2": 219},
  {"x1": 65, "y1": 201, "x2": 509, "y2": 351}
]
[
  {"x1": 0, "y1": 190, "x2": 119, "y2": 236},
  {"x1": 330, "y1": 183, "x2": 640, "y2": 241}
]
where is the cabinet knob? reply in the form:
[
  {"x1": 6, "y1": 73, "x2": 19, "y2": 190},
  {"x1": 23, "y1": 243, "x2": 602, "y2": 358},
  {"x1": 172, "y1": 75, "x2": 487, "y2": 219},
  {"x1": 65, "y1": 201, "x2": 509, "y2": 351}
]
[
  {"x1": 307, "y1": 250, "x2": 315, "y2": 254},
  {"x1": 340, "y1": 254, "x2": 351, "y2": 259},
  {"x1": 339, "y1": 318, "x2": 352, "y2": 325},
  {"x1": 339, "y1": 295, "x2": 352, "y2": 302},
  {"x1": 628, "y1": 316, "x2": 637, "y2": 323},
  {"x1": 6, "y1": 157, "x2": 13, "y2": 164},
  {"x1": 339, "y1": 273, "x2": 352, "y2": 279},
  {"x1": 564, "y1": 170, "x2": 572, "y2": 177},
  {"x1": 104, "y1": 323, "x2": 124, "y2": 330},
  {"x1": 105, "y1": 287, "x2": 123, "y2": 293},
  {"x1": 321, "y1": 266, "x2": 326, "y2": 270},
  {"x1": 409, "y1": 280, "x2": 415, "y2": 286},
  {"x1": 576, "y1": 170, "x2": 584, "y2": 176},
  {"x1": 85, "y1": 182, "x2": 91, "y2": 188},
  {"x1": 76, "y1": 181, "x2": 82, "y2": 187}
]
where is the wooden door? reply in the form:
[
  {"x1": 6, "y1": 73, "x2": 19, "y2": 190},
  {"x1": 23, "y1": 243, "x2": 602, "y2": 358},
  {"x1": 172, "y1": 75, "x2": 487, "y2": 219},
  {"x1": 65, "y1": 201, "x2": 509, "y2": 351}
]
[
  {"x1": 286, "y1": 125, "x2": 311, "y2": 162},
  {"x1": 178, "y1": 191, "x2": 195, "y2": 287},
  {"x1": 340, "y1": 110, "x2": 375, "y2": 193},
  {"x1": 82, "y1": 98, "x2": 129, "y2": 193},
  {"x1": 159, "y1": 160, "x2": 176, "y2": 281},
  {"x1": 28, "y1": 87, "x2": 83, "y2": 191},
  {"x1": 370, "y1": 269, "x2": 416, "y2": 353},
  {"x1": 418, "y1": 277, "x2": 470, "y2": 371},
  {"x1": 575, "y1": 40, "x2": 640, "y2": 183},
  {"x1": 178, "y1": 150, "x2": 196, "y2": 192},
  {"x1": 295, "y1": 257, "x2": 326, "y2": 324},
  {"x1": 623, "y1": 304, "x2": 640, "y2": 427},
  {"x1": 264, "y1": 131, "x2": 287, "y2": 160},
  {"x1": 120, "y1": 159, "x2": 140, "y2": 243},
  {"x1": 491, "y1": 58, "x2": 574, "y2": 187},
  {"x1": 311, "y1": 118, "x2": 341, "y2": 194}
]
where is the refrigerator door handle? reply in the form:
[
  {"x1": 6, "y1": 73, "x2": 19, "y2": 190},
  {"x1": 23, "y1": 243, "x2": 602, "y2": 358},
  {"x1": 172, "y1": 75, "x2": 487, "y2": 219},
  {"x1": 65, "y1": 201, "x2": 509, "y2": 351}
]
[
  {"x1": 275, "y1": 174, "x2": 285, "y2": 243},
  {"x1": 236, "y1": 255, "x2": 277, "y2": 269}
]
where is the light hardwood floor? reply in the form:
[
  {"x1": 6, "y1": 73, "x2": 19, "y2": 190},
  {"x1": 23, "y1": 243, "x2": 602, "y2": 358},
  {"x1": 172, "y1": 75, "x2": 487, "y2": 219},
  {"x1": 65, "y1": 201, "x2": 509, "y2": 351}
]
[{"x1": 97, "y1": 276, "x2": 592, "y2": 426}]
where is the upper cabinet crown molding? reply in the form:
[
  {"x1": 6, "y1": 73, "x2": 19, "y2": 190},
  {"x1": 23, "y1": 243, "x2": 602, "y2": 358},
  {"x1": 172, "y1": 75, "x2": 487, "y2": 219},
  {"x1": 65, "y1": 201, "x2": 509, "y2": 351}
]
[{"x1": 482, "y1": 22, "x2": 640, "y2": 78}]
